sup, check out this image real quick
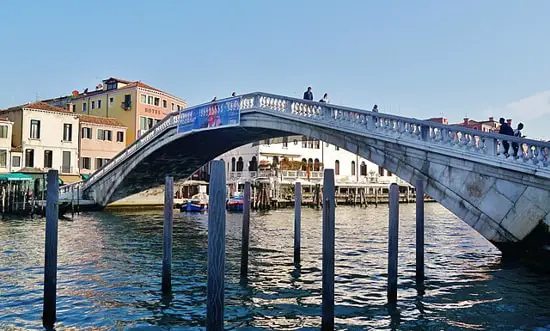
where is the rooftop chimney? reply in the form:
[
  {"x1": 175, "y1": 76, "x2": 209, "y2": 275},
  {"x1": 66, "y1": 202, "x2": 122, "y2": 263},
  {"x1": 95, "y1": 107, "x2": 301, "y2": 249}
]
[{"x1": 489, "y1": 116, "x2": 494, "y2": 121}]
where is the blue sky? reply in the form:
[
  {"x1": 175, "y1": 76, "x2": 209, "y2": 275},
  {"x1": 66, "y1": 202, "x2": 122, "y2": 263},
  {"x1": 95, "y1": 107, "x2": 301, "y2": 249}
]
[{"x1": 2, "y1": 1, "x2": 550, "y2": 137}]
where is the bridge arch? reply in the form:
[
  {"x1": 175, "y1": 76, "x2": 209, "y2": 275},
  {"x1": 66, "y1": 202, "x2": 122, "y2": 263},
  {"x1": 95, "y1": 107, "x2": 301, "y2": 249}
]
[{"x1": 80, "y1": 93, "x2": 550, "y2": 255}]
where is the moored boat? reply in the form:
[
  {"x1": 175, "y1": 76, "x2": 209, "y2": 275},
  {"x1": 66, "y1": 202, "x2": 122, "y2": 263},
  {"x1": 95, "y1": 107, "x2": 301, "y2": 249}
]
[
  {"x1": 181, "y1": 192, "x2": 209, "y2": 212},
  {"x1": 226, "y1": 192, "x2": 244, "y2": 212}
]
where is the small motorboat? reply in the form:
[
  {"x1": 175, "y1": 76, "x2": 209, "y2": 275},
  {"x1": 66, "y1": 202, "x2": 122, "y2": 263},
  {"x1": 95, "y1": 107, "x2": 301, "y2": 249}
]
[
  {"x1": 227, "y1": 192, "x2": 244, "y2": 212},
  {"x1": 182, "y1": 192, "x2": 209, "y2": 212}
]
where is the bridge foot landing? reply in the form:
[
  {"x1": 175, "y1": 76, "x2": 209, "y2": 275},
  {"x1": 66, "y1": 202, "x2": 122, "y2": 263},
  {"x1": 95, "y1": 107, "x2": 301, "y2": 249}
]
[{"x1": 492, "y1": 222, "x2": 550, "y2": 272}]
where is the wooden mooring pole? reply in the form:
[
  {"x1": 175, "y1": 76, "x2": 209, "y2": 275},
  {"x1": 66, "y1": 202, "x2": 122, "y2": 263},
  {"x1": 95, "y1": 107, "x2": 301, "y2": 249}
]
[
  {"x1": 294, "y1": 182, "x2": 301, "y2": 265},
  {"x1": 42, "y1": 170, "x2": 59, "y2": 327},
  {"x1": 240, "y1": 181, "x2": 251, "y2": 278},
  {"x1": 207, "y1": 160, "x2": 226, "y2": 331},
  {"x1": 162, "y1": 176, "x2": 174, "y2": 293},
  {"x1": 415, "y1": 179, "x2": 425, "y2": 283},
  {"x1": 387, "y1": 183, "x2": 399, "y2": 304},
  {"x1": 322, "y1": 169, "x2": 335, "y2": 330}
]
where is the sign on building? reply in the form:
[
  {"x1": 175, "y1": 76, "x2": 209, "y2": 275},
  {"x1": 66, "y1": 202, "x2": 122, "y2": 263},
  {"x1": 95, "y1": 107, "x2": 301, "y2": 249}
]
[{"x1": 177, "y1": 97, "x2": 241, "y2": 134}]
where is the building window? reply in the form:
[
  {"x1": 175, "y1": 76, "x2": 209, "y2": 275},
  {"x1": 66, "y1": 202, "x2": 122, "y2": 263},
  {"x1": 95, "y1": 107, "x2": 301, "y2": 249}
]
[
  {"x1": 378, "y1": 166, "x2": 384, "y2": 176},
  {"x1": 302, "y1": 136, "x2": 307, "y2": 148},
  {"x1": 123, "y1": 94, "x2": 131, "y2": 109},
  {"x1": 82, "y1": 157, "x2": 91, "y2": 170},
  {"x1": 95, "y1": 158, "x2": 104, "y2": 169},
  {"x1": 0, "y1": 150, "x2": 6, "y2": 168},
  {"x1": 12, "y1": 156, "x2": 20, "y2": 168},
  {"x1": 308, "y1": 158, "x2": 313, "y2": 171},
  {"x1": 351, "y1": 161, "x2": 356, "y2": 176},
  {"x1": 335, "y1": 145, "x2": 339, "y2": 151},
  {"x1": 97, "y1": 129, "x2": 112, "y2": 141},
  {"x1": 294, "y1": 139, "x2": 298, "y2": 145},
  {"x1": 177, "y1": 105, "x2": 181, "y2": 111},
  {"x1": 72, "y1": 104, "x2": 76, "y2": 112},
  {"x1": 82, "y1": 103, "x2": 87, "y2": 112},
  {"x1": 163, "y1": 100, "x2": 167, "y2": 108},
  {"x1": 141, "y1": 94, "x2": 147, "y2": 104},
  {"x1": 107, "y1": 82, "x2": 117, "y2": 90},
  {"x1": 301, "y1": 158, "x2": 307, "y2": 171},
  {"x1": 237, "y1": 157, "x2": 244, "y2": 171},
  {"x1": 387, "y1": 170, "x2": 392, "y2": 176},
  {"x1": 109, "y1": 97, "x2": 114, "y2": 103},
  {"x1": 81, "y1": 127, "x2": 92, "y2": 139},
  {"x1": 314, "y1": 140, "x2": 320, "y2": 149},
  {"x1": 308, "y1": 139, "x2": 313, "y2": 149},
  {"x1": 360, "y1": 161, "x2": 367, "y2": 176},
  {"x1": 148, "y1": 96, "x2": 153, "y2": 104},
  {"x1": 335, "y1": 160, "x2": 340, "y2": 175},
  {"x1": 249, "y1": 156, "x2": 258, "y2": 171},
  {"x1": 25, "y1": 149, "x2": 34, "y2": 167},
  {"x1": 44, "y1": 150, "x2": 53, "y2": 168},
  {"x1": 30, "y1": 120, "x2": 40, "y2": 139},
  {"x1": 0, "y1": 125, "x2": 7, "y2": 138},
  {"x1": 231, "y1": 157, "x2": 236, "y2": 172},
  {"x1": 63, "y1": 124, "x2": 72, "y2": 141},
  {"x1": 98, "y1": 100, "x2": 102, "y2": 109},
  {"x1": 91, "y1": 101, "x2": 95, "y2": 109},
  {"x1": 116, "y1": 131, "x2": 124, "y2": 142},
  {"x1": 154, "y1": 97, "x2": 160, "y2": 106},
  {"x1": 314, "y1": 158, "x2": 320, "y2": 171},
  {"x1": 282, "y1": 136, "x2": 288, "y2": 148},
  {"x1": 172, "y1": 103, "x2": 175, "y2": 111}
]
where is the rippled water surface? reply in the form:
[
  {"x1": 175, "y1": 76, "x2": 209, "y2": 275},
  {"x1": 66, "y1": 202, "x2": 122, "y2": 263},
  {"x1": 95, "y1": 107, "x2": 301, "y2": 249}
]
[{"x1": 1, "y1": 204, "x2": 550, "y2": 330}]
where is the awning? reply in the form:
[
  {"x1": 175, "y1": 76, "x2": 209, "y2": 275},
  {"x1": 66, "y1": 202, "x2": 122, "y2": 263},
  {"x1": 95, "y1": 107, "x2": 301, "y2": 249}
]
[{"x1": 0, "y1": 173, "x2": 33, "y2": 181}]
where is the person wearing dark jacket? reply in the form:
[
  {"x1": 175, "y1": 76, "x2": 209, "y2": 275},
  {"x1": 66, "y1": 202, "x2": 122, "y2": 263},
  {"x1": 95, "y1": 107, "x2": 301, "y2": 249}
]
[
  {"x1": 499, "y1": 118, "x2": 514, "y2": 155},
  {"x1": 303, "y1": 87, "x2": 313, "y2": 101},
  {"x1": 512, "y1": 123, "x2": 524, "y2": 157}
]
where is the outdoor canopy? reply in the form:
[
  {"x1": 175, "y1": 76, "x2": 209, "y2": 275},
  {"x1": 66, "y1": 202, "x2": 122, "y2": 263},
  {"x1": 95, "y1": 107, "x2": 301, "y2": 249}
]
[{"x1": 0, "y1": 173, "x2": 33, "y2": 181}]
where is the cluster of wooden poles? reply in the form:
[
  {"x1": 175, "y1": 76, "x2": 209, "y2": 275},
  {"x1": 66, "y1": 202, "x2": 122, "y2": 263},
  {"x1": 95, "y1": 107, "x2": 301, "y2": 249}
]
[{"x1": 40, "y1": 162, "x2": 426, "y2": 330}]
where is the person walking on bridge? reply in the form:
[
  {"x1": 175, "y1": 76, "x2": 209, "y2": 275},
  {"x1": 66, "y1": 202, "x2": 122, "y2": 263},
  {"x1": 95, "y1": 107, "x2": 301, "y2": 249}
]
[
  {"x1": 303, "y1": 87, "x2": 313, "y2": 101},
  {"x1": 319, "y1": 93, "x2": 329, "y2": 103},
  {"x1": 512, "y1": 123, "x2": 524, "y2": 157},
  {"x1": 499, "y1": 118, "x2": 514, "y2": 155}
]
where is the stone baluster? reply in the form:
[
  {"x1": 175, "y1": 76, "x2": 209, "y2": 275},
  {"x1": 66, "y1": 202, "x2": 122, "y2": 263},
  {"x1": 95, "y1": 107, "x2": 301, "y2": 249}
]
[{"x1": 367, "y1": 115, "x2": 375, "y2": 131}]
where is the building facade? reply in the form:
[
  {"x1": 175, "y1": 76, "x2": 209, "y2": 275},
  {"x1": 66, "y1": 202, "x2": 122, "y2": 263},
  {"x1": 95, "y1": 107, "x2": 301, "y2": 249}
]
[
  {"x1": 218, "y1": 135, "x2": 399, "y2": 187},
  {"x1": 0, "y1": 117, "x2": 13, "y2": 173},
  {"x1": 68, "y1": 77, "x2": 186, "y2": 145},
  {"x1": 2, "y1": 102, "x2": 79, "y2": 181},
  {"x1": 78, "y1": 115, "x2": 127, "y2": 175}
]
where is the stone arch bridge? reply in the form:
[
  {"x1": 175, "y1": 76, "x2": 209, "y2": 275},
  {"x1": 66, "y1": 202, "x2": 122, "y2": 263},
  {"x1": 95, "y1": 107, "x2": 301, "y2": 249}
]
[{"x1": 62, "y1": 92, "x2": 550, "y2": 256}]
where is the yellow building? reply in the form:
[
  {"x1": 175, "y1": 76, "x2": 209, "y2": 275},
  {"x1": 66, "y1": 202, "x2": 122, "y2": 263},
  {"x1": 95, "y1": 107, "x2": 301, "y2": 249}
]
[{"x1": 68, "y1": 77, "x2": 186, "y2": 146}]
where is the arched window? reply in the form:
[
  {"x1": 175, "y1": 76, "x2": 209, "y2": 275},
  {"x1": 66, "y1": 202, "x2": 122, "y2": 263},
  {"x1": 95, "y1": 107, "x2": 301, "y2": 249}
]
[
  {"x1": 378, "y1": 165, "x2": 384, "y2": 176},
  {"x1": 249, "y1": 156, "x2": 258, "y2": 171},
  {"x1": 360, "y1": 161, "x2": 367, "y2": 176},
  {"x1": 308, "y1": 158, "x2": 313, "y2": 170},
  {"x1": 335, "y1": 160, "x2": 340, "y2": 175},
  {"x1": 237, "y1": 157, "x2": 244, "y2": 171},
  {"x1": 351, "y1": 161, "x2": 356, "y2": 176},
  {"x1": 314, "y1": 158, "x2": 320, "y2": 171},
  {"x1": 301, "y1": 158, "x2": 307, "y2": 171},
  {"x1": 231, "y1": 157, "x2": 236, "y2": 172}
]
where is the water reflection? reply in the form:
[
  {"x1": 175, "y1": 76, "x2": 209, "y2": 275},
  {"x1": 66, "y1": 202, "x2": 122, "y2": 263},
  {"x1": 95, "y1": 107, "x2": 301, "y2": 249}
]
[{"x1": 1, "y1": 204, "x2": 550, "y2": 330}]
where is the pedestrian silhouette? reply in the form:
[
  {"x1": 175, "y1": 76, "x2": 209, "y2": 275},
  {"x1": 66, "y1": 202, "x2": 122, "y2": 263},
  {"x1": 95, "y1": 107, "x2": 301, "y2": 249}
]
[{"x1": 303, "y1": 87, "x2": 313, "y2": 101}]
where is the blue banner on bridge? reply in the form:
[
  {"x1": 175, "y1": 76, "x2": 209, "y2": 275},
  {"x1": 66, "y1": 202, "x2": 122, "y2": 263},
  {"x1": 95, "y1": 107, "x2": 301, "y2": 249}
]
[{"x1": 177, "y1": 97, "x2": 241, "y2": 134}]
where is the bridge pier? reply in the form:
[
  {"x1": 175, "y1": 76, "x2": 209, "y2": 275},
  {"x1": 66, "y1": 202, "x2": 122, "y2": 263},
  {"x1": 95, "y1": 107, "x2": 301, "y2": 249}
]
[
  {"x1": 322, "y1": 169, "x2": 335, "y2": 330},
  {"x1": 43, "y1": 170, "x2": 59, "y2": 328},
  {"x1": 294, "y1": 182, "x2": 301, "y2": 265},
  {"x1": 162, "y1": 176, "x2": 174, "y2": 293},
  {"x1": 207, "y1": 160, "x2": 226, "y2": 330},
  {"x1": 387, "y1": 183, "x2": 399, "y2": 304},
  {"x1": 240, "y1": 181, "x2": 251, "y2": 278},
  {"x1": 415, "y1": 179, "x2": 425, "y2": 285}
]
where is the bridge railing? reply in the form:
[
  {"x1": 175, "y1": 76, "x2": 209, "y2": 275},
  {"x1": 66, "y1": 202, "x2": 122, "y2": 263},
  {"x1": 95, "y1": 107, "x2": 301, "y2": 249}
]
[
  {"x1": 71, "y1": 92, "x2": 550, "y2": 196},
  {"x1": 254, "y1": 92, "x2": 550, "y2": 170}
]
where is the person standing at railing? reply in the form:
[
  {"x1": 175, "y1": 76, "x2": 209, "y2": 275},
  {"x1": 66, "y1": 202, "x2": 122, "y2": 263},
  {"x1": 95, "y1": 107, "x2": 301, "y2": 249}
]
[
  {"x1": 512, "y1": 123, "x2": 525, "y2": 157},
  {"x1": 372, "y1": 104, "x2": 379, "y2": 112},
  {"x1": 499, "y1": 118, "x2": 514, "y2": 155},
  {"x1": 319, "y1": 93, "x2": 329, "y2": 103},
  {"x1": 303, "y1": 87, "x2": 313, "y2": 101}
]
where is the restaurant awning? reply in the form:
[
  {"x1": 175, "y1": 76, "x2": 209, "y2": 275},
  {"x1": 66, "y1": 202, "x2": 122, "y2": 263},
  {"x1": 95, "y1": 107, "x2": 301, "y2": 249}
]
[{"x1": 0, "y1": 173, "x2": 33, "y2": 181}]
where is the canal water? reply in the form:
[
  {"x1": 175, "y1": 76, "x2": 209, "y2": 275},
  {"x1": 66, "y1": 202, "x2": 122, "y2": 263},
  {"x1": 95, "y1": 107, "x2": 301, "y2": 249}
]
[{"x1": 1, "y1": 204, "x2": 549, "y2": 330}]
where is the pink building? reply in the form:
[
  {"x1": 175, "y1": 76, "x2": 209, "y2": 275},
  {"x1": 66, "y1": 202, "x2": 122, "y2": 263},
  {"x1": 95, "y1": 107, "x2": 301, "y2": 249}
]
[
  {"x1": 453, "y1": 117, "x2": 505, "y2": 132},
  {"x1": 78, "y1": 115, "x2": 127, "y2": 175}
]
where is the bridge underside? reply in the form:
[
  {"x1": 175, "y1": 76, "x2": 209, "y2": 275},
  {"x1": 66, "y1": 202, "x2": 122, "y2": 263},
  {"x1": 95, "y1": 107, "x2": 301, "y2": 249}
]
[
  {"x1": 108, "y1": 126, "x2": 290, "y2": 203},
  {"x1": 87, "y1": 112, "x2": 550, "y2": 260}
]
